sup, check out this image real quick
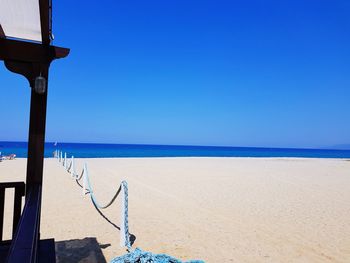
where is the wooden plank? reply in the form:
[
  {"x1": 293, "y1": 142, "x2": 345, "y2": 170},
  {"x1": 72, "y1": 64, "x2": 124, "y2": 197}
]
[
  {"x1": 0, "y1": 239, "x2": 55, "y2": 263},
  {"x1": 6, "y1": 186, "x2": 41, "y2": 263},
  {"x1": 0, "y1": 188, "x2": 5, "y2": 242},
  {"x1": 0, "y1": 38, "x2": 69, "y2": 63},
  {"x1": 38, "y1": 239, "x2": 56, "y2": 263},
  {"x1": 0, "y1": 182, "x2": 25, "y2": 189},
  {"x1": 12, "y1": 185, "x2": 25, "y2": 238},
  {"x1": 0, "y1": 183, "x2": 25, "y2": 241},
  {"x1": 26, "y1": 83, "x2": 48, "y2": 193},
  {"x1": 39, "y1": 0, "x2": 50, "y2": 45}
]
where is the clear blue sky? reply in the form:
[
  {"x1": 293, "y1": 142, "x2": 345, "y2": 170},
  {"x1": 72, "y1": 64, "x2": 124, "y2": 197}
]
[{"x1": 1, "y1": 0, "x2": 349, "y2": 148}]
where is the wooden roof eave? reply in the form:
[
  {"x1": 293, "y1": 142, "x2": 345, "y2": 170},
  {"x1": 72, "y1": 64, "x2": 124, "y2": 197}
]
[
  {"x1": 0, "y1": 38, "x2": 69, "y2": 64},
  {"x1": 0, "y1": 38, "x2": 69, "y2": 87}
]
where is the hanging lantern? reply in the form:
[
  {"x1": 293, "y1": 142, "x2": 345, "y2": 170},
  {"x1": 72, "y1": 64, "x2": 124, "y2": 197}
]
[{"x1": 34, "y1": 76, "x2": 46, "y2": 94}]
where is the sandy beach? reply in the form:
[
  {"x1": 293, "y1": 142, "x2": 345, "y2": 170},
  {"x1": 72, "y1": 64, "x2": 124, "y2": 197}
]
[{"x1": 1, "y1": 157, "x2": 350, "y2": 262}]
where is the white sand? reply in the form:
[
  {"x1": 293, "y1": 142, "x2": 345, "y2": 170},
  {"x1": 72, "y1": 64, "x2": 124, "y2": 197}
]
[{"x1": 1, "y1": 157, "x2": 350, "y2": 262}]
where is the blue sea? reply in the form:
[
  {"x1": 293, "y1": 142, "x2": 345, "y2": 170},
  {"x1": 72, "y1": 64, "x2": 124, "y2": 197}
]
[{"x1": 1, "y1": 141, "x2": 350, "y2": 159}]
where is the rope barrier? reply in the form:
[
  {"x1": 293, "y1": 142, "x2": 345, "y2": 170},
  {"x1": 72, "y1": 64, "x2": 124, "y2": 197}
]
[
  {"x1": 83, "y1": 164, "x2": 123, "y2": 209},
  {"x1": 56, "y1": 150, "x2": 130, "y2": 248},
  {"x1": 76, "y1": 169, "x2": 84, "y2": 181},
  {"x1": 75, "y1": 169, "x2": 89, "y2": 193},
  {"x1": 70, "y1": 156, "x2": 76, "y2": 177},
  {"x1": 55, "y1": 150, "x2": 203, "y2": 263},
  {"x1": 66, "y1": 159, "x2": 72, "y2": 173}
]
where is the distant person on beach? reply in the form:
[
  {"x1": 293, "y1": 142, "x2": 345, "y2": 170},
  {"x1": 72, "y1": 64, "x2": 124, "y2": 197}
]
[{"x1": 1, "y1": 153, "x2": 16, "y2": 160}]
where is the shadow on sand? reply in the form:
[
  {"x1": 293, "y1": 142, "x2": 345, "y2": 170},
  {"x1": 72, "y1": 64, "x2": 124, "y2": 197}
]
[
  {"x1": 91, "y1": 200, "x2": 136, "y2": 246},
  {"x1": 55, "y1": 237, "x2": 109, "y2": 263},
  {"x1": 74, "y1": 179, "x2": 136, "y2": 246}
]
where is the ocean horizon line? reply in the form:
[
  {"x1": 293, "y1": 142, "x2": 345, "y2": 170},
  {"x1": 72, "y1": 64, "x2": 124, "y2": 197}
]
[
  {"x1": 1, "y1": 141, "x2": 350, "y2": 159},
  {"x1": 0, "y1": 140, "x2": 348, "y2": 151}
]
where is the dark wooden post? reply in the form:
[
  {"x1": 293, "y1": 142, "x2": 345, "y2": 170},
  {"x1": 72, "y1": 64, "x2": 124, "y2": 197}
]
[
  {"x1": 26, "y1": 66, "x2": 49, "y2": 193},
  {"x1": 25, "y1": 0, "x2": 51, "y2": 195},
  {"x1": 1, "y1": 40, "x2": 69, "y2": 195},
  {"x1": 0, "y1": 1, "x2": 69, "y2": 259},
  {"x1": 0, "y1": 188, "x2": 5, "y2": 241}
]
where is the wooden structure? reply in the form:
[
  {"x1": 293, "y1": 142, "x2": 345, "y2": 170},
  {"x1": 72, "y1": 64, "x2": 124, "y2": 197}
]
[{"x1": 0, "y1": 0, "x2": 69, "y2": 262}]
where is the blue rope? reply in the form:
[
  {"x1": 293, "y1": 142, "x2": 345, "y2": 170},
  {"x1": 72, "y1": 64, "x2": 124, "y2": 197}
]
[
  {"x1": 120, "y1": 181, "x2": 131, "y2": 250},
  {"x1": 110, "y1": 248, "x2": 204, "y2": 263},
  {"x1": 83, "y1": 168, "x2": 131, "y2": 249},
  {"x1": 84, "y1": 167, "x2": 114, "y2": 209}
]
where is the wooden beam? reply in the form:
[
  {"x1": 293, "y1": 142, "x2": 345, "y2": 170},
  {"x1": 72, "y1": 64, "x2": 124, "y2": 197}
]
[
  {"x1": 0, "y1": 182, "x2": 26, "y2": 240},
  {"x1": 0, "y1": 188, "x2": 5, "y2": 241},
  {"x1": 39, "y1": 0, "x2": 50, "y2": 45},
  {"x1": 6, "y1": 186, "x2": 41, "y2": 263},
  {"x1": 12, "y1": 183, "x2": 25, "y2": 238},
  {"x1": 25, "y1": 65, "x2": 49, "y2": 192},
  {"x1": 0, "y1": 38, "x2": 69, "y2": 63},
  {"x1": 0, "y1": 25, "x2": 5, "y2": 38}
]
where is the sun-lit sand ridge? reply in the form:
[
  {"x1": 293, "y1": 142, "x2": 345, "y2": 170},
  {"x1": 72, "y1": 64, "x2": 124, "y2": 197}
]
[{"x1": 1, "y1": 158, "x2": 350, "y2": 262}]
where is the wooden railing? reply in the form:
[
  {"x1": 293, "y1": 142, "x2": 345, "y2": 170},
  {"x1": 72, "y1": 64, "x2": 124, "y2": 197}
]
[
  {"x1": 6, "y1": 185, "x2": 42, "y2": 262},
  {"x1": 0, "y1": 182, "x2": 25, "y2": 242},
  {"x1": 0, "y1": 183, "x2": 55, "y2": 263}
]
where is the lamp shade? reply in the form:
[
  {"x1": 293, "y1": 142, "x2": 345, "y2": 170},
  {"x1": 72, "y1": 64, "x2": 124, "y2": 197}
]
[{"x1": 34, "y1": 76, "x2": 46, "y2": 94}]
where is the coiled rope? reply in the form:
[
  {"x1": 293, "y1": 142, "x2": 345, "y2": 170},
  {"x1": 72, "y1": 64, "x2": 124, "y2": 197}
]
[{"x1": 110, "y1": 248, "x2": 204, "y2": 263}]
